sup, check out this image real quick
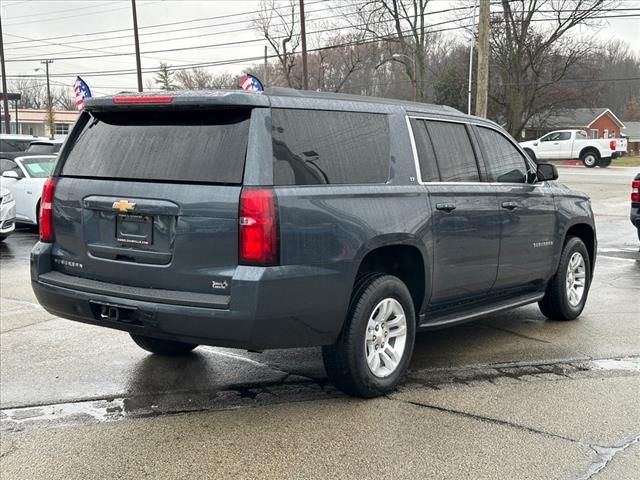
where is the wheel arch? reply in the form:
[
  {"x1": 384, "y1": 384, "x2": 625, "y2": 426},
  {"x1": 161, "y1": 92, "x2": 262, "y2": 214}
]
[
  {"x1": 351, "y1": 236, "x2": 429, "y2": 317},
  {"x1": 563, "y1": 222, "x2": 596, "y2": 278},
  {"x1": 579, "y1": 146, "x2": 600, "y2": 160}
]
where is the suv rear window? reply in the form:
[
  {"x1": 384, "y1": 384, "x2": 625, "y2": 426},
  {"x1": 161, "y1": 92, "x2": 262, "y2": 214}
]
[
  {"x1": 272, "y1": 109, "x2": 390, "y2": 185},
  {"x1": 61, "y1": 109, "x2": 251, "y2": 184}
]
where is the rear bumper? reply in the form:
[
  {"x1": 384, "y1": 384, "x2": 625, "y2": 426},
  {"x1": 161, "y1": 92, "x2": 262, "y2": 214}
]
[{"x1": 31, "y1": 243, "x2": 349, "y2": 350}]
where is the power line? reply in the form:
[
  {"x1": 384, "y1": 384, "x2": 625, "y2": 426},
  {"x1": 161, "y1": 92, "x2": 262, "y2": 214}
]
[
  {"x1": 2, "y1": 0, "x2": 329, "y2": 45},
  {"x1": 5, "y1": 10, "x2": 638, "y2": 64},
  {"x1": 6, "y1": 10, "x2": 639, "y2": 82}
]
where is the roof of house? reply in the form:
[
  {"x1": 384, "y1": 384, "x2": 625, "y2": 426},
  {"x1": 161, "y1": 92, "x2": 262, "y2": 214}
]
[
  {"x1": 528, "y1": 108, "x2": 625, "y2": 129},
  {"x1": 622, "y1": 121, "x2": 640, "y2": 140}
]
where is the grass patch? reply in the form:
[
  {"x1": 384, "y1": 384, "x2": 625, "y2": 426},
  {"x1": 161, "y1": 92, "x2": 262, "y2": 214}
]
[
  {"x1": 613, "y1": 156, "x2": 640, "y2": 167},
  {"x1": 548, "y1": 157, "x2": 640, "y2": 167}
]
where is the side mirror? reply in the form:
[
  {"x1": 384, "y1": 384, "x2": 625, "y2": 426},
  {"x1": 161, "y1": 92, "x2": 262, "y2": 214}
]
[
  {"x1": 1, "y1": 169, "x2": 23, "y2": 180},
  {"x1": 533, "y1": 142, "x2": 539, "y2": 146},
  {"x1": 536, "y1": 163, "x2": 558, "y2": 182}
]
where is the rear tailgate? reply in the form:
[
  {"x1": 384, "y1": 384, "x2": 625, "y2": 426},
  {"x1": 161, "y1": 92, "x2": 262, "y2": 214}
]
[{"x1": 50, "y1": 108, "x2": 252, "y2": 297}]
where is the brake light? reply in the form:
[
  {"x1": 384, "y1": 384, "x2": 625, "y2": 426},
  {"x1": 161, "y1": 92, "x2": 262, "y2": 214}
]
[
  {"x1": 632, "y1": 180, "x2": 640, "y2": 203},
  {"x1": 39, "y1": 178, "x2": 56, "y2": 242},
  {"x1": 609, "y1": 140, "x2": 616, "y2": 150},
  {"x1": 239, "y1": 188, "x2": 279, "y2": 266},
  {"x1": 113, "y1": 95, "x2": 173, "y2": 104}
]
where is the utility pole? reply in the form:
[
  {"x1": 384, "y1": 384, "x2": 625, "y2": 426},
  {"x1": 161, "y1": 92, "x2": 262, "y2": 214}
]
[
  {"x1": 475, "y1": 0, "x2": 490, "y2": 118},
  {"x1": 299, "y1": 0, "x2": 308, "y2": 90},
  {"x1": 40, "y1": 60, "x2": 54, "y2": 139},
  {"x1": 131, "y1": 0, "x2": 143, "y2": 92},
  {"x1": 264, "y1": 45, "x2": 268, "y2": 86},
  {"x1": 467, "y1": 0, "x2": 477, "y2": 115},
  {"x1": 0, "y1": 15, "x2": 10, "y2": 134}
]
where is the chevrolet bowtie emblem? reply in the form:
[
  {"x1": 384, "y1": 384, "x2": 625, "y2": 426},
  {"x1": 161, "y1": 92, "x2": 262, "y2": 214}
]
[{"x1": 112, "y1": 199, "x2": 136, "y2": 213}]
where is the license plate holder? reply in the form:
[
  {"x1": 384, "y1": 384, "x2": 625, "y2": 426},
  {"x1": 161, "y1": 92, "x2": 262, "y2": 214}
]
[{"x1": 116, "y1": 214, "x2": 153, "y2": 245}]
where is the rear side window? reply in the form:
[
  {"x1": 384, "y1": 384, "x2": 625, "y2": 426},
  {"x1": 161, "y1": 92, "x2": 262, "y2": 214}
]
[
  {"x1": 409, "y1": 119, "x2": 439, "y2": 182},
  {"x1": 272, "y1": 109, "x2": 390, "y2": 185},
  {"x1": 475, "y1": 127, "x2": 527, "y2": 183},
  {"x1": 424, "y1": 121, "x2": 479, "y2": 182},
  {"x1": 61, "y1": 109, "x2": 251, "y2": 184}
]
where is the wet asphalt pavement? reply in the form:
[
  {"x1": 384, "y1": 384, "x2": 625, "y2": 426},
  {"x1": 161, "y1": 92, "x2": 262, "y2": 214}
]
[{"x1": 1, "y1": 166, "x2": 639, "y2": 479}]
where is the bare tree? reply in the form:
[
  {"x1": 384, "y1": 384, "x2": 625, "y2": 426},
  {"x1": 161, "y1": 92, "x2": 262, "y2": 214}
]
[
  {"x1": 252, "y1": 0, "x2": 301, "y2": 88},
  {"x1": 9, "y1": 78, "x2": 48, "y2": 109},
  {"x1": 174, "y1": 68, "x2": 239, "y2": 90},
  {"x1": 54, "y1": 87, "x2": 77, "y2": 111},
  {"x1": 490, "y1": 0, "x2": 616, "y2": 137},
  {"x1": 342, "y1": 0, "x2": 431, "y2": 101}
]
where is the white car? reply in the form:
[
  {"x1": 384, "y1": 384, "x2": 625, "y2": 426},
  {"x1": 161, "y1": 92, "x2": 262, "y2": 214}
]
[
  {"x1": 0, "y1": 155, "x2": 56, "y2": 225},
  {"x1": 0, "y1": 186, "x2": 16, "y2": 241},
  {"x1": 519, "y1": 129, "x2": 623, "y2": 168}
]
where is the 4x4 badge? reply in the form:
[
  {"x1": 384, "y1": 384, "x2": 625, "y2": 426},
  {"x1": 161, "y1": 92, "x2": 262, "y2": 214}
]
[{"x1": 112, "y1": 199, "x2": 136, "y2": 213}]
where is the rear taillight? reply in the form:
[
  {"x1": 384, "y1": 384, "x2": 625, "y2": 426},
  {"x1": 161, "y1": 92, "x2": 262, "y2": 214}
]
[
  {"x1": 239, "y1": 188, "x2": 279, "y2": 266},
  {"x1": 609, "y1": 140, "x2": 616, "y2": 150},
  {"x1": 632, "y1": 180, "x2": 640, "y2": 203},
  {"x1": 39, "y1": 178, "x2": 56, "y2": 242}
]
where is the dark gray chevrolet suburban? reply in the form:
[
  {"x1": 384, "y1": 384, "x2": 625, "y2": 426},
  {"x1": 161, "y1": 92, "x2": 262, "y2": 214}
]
[{"x1": 31, "y1": 88, "x2": 597, "y2": 397}]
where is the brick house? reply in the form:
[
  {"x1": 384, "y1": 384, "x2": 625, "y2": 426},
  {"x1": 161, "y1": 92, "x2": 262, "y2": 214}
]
[
  {"x1": 622, "y1": 122, "x2": 640, "y2": 156},
  {"x1": 524, "y1": 108, "x2": 626, "y2": 141}
]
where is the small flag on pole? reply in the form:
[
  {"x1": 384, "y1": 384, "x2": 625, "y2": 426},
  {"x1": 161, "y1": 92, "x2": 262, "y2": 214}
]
[
  {"x1": 239, "y1": 73, "x2": 264, "y2": 92},
  {"x1": 73, "y1": 76, "x2": 92, "y2": 111}
]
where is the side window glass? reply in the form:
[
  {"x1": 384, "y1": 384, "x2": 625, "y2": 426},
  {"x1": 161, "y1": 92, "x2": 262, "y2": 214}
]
[
  {"x1": 271, "y1": 109, "x2": 390, "y2": 185},
  {"x1": 409, "y1": 118, "x2": 439, "y2": 182},
  {"x1": 558, "y1": 132, "x2": 571, "y2": 141},
  {"x1": 424, "y1": 121, "x2": 479, "y2": 182},
  {"x1": 476, "y1": 127, "x2": 527, "y2": 183}
]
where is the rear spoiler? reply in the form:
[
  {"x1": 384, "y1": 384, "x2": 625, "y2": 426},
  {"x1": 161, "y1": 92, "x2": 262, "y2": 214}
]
[{"x1": 85, "y1": 91, "x2": 269, "y2": 111}]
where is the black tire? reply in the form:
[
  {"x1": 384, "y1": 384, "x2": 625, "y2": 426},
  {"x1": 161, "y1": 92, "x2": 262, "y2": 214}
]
[
  {"x1": 130, "y1": 333, "x2": 198, "y2": 356},
  {"x1": 524, "y1": 149, "x2": 536, "y2": 163},
  {"x1": 598, "y1": 158, "x2": 611, "y2": 168},
  {"x1": 322, "y1": 274, "x2": 416, "y2": 398},
  {"x1": 581, "y1": 150, "x2": 599, "y2": 168},
  {"x1": 0, "y1": 235, "x2": 6, "y2": 242},
  {"x1": 539, "y1": 237, "x2": 591, "y2": 321}
]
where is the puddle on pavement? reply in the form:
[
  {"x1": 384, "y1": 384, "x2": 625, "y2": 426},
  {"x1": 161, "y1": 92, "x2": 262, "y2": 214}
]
[{"x1": 590, "y1": 358, "x2": 640, "y2": 372}]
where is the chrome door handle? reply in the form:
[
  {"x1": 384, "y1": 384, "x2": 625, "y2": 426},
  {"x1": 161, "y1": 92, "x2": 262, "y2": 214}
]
[
  {"x1": 436, "y1": 202, "x2": 456, "y2": 212},
  {"x1": 501, "y1": 201, "x2": 518, "y2": 210}
]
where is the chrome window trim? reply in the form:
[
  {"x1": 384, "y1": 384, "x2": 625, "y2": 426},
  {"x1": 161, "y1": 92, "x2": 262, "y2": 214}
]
[{"x1": 406, "y1": 114, "x2": 538, "y2": 186}]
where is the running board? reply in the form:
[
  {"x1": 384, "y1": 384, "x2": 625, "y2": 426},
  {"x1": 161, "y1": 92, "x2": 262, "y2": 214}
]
[{"x1": 418, "y1": 292, "x2": 545, "y2": 330}]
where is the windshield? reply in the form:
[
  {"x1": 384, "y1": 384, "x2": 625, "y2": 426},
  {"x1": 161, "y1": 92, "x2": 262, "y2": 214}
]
[{"x1": 19, "y1": 157, "x2": 56, "y2": 178}]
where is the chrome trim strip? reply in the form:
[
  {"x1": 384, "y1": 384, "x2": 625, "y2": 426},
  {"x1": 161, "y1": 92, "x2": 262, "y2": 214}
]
[{"x1": 405, "y1": 116, "x2": 426, "y2": 186}]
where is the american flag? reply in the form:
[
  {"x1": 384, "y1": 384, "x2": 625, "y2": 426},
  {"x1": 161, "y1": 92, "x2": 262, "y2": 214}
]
[
  {"x1": 73, "y1": 76, "x2": 92, "y2": 111},
  {"x1": 239, "y1": 73, "x2": 264, "y2": 92}
]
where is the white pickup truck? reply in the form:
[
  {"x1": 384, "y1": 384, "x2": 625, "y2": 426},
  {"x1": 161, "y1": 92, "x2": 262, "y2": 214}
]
[{"x1": 520, "y1": 130, "x2": 625, "y2": 168}]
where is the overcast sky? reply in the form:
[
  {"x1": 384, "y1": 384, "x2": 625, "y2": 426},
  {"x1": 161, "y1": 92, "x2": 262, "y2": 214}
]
[{"x1": 2, "y1": 0, "x2": 639, "y2": 97}]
